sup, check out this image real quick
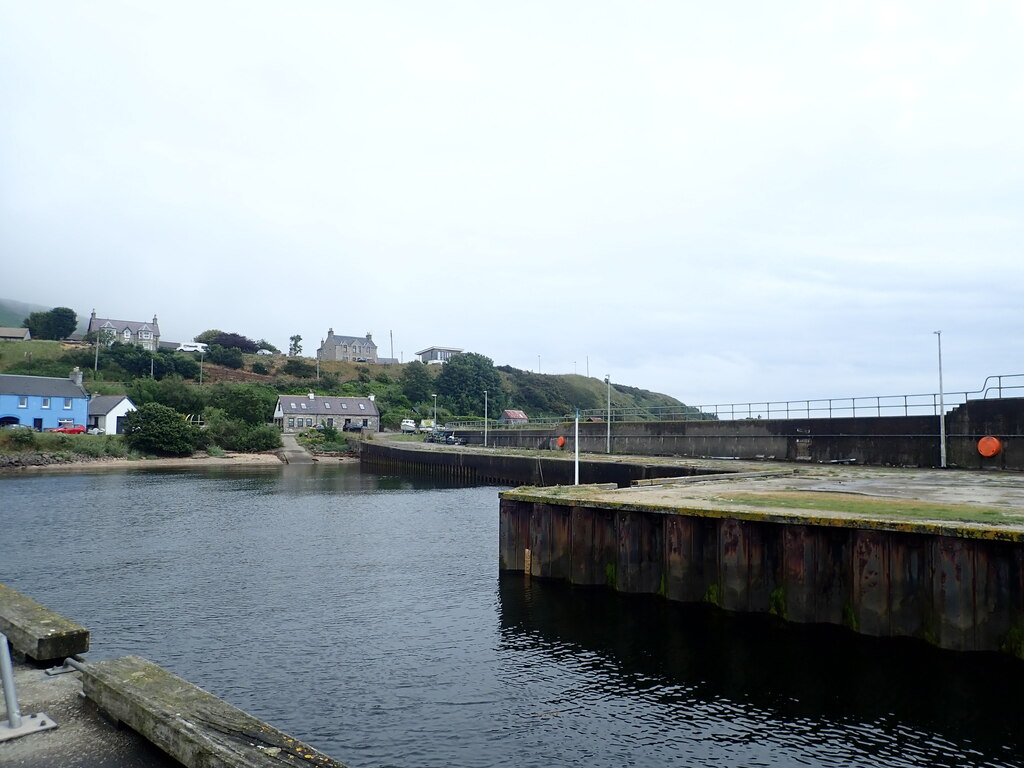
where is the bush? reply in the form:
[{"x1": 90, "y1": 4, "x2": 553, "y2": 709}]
[
  {"x1": 207, "y1": 344, "x2": 244, "y2": 369},
  {"x1": 251, "y1": 361, "x2": 270, "y2": 375},
  {"x1": 122, "y1": 403, "x2": 201, "y2": 457},
  {"x1": 282, "y1": 358, "x2": 316, "y2": 378}
]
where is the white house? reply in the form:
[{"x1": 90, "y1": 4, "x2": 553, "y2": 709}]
[{"x1": 87, "y1": 395, "x2": 137, "y2": 434}]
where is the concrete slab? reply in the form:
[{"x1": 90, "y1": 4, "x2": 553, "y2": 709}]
[
  {"x1": 0, "y1": 584, "x2": 89, "y2": 663},
  {"x1": 0, "y1": 660, "x2": 181, "y2": 768}
]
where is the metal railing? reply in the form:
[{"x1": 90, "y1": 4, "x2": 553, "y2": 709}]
[{"x1": 444, "y1": 373, "x2": 1024, "y2": 429}]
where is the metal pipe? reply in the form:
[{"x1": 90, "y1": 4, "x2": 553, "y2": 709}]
[{"x1": 0, "y1": 632, "x2": 22, "y2": 729}]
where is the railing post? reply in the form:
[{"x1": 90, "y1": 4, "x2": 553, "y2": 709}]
[{"x1": 1, "y1": 632, "x2": 21, "y2": 729}]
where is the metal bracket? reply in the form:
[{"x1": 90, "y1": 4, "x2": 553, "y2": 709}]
[{"x1": 0, "y1": 712, "x2": 58, "y2": 743}]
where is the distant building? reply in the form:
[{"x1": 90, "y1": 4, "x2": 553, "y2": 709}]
[
  {"x1": 0, "y1": 369, "x2": 89, "y2": 431},
  {"x1": 0, "y1": 327, "x2": 31, "y2": 341},
  {"x1": 87, "y1": 311, "x2": 160, "y2": 351},
  {"x1": 499, "y1": 409, "x2": 529, "y2": 425},
  {"x1": 317, "y1": 329, "x2": 378, "y2": 363},
  {"x1": 88, "y1": 394, "x2": 136, "y2": 435},
  {"x1": 273, "y1": 393, "x2": 380, "y2": 433},
  {"x1": 415, "y1": 346, "x2": 462, "y2": 365}
]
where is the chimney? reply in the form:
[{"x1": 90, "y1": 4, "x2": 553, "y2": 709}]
[
  {"x1": 308, "y1": 391, "x2": 315, "y2": 400},
  {"x1": 368, "y1": 394, "x2": 375, "y2": 402},
  {"x1": 366, "y1": 332, "x2": 372, "y2": 341},
  {"x1": 70, "y1": 367, "x2": 84, "y2": 387}
]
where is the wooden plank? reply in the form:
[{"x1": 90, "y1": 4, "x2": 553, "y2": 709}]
[
  {"x1": 82, "y1": 655, "x2": 348, "y2": 768},
  {"x1": 0, "y1": 583, "x2": 89, "y2": 662}
]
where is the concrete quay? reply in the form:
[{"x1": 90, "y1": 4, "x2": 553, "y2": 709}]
[
  {"x1": 498, "y1": 464, "x2": 1024, "y2": 659},
  {"x1": 0, "y1": 586, "x2": 348, "y2": 768}
]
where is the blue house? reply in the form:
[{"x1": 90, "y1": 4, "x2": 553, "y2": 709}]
[{"x1": 0, "y1": 368, "x2": 90, "y2": 431}]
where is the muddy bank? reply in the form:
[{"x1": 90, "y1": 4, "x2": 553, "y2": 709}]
[{"x1": 0, "y1": 450, "x2": 287, "y2": 474}]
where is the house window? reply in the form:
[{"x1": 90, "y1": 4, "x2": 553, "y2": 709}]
[
  {"x1": 359, "y1": 403, "x2": 365, "y2": 410},
  {"x1": 42, "y1": 398, "x2": 50, "y2": 409},
  {"x1": 324, "y1": 402, "x2": 331, "y2": 409},
  {"x1": 64, "y1": 398, "x2": 73, "y2": 409},
  {"x1": 123, "y1": 330, "x2": 131, "y2": 339},
  {"x1": 140, "y1": 331, "x2": 151, "y2": 339},
  {"x1": 306, "y1": 418, "x2": 313, "y2": 427},
  {"x1": 288, "y1": 418, "x2": 295, "y2": 427},
  {"x1": 341, "y1": 403, "x2": 348, "y2": 409},
  {"x1": 301, "y1": 403, "x2": 307, "y2": 409},
  {"x1": 18, "y1": 396, "x2": 27, "y2": 408}
]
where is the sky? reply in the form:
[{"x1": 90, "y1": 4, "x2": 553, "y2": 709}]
[{"x1": 2, "y1": 1, "x2": 1022, "y2": 409}]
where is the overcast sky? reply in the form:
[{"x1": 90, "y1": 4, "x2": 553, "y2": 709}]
[{"x1": 2, "y1": 2, "x2": 1022, "y2": 408}]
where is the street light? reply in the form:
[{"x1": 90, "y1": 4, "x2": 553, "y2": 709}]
[
  {"x1": 483, "y1": 389, "x2": 488, "y2": 448},
  {"x1": 605, "y1": 375, "x2": 611, "y2": 454},
  {"x1": 935, "y1": 331, "x2": 946, "y2": 468},
  {"x1": 199, "y1": 350, "x2": 205, "y2": 386},
  {"x1": 432, "y1": 393, "x2": 437, "y2": 428}
]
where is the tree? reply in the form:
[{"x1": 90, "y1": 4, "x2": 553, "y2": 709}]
[
  {"x1": 256, "y1": 339, "x2": 280, "y2": 354},
  {"x1": 207, "y1": 344, "x2": 244, "y2": 369},
  {"x1": 194, "y1": 329, "x2": 225, "y2": 345},
  {"x1": 22, "y1": 307, "x2": 78, "y2": 340},
  {"x1": 289, "y1": 335, "x2": 303, "y2": 356},
  {"x1": 401, "y1": 361, "x2": 432, "y2": 403},
  {"x1": 436, "y1": 352, "x2": 504, "y2": 416},
  {"x1": 122, "y1": 403, "x2": 201, "y2": 456}
]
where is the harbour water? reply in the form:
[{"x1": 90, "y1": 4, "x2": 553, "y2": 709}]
[{"x1": 2, "y1": 463, "x2": 1022, "y2": 767}]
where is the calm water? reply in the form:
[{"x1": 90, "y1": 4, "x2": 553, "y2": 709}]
[{"x1": 2, "y1": 464, "x2": 1023, "y2": 768}]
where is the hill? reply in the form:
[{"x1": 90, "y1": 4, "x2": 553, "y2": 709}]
[{"x1": 0, "y1": 297, "x2": 88, "y2": 334}]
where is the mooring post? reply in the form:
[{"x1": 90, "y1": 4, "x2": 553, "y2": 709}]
[{"x1": 1, "y1": 632, "x2": 22, "y2": 729}]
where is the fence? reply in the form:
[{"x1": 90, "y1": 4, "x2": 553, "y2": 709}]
[{"x1": 445, "y1": 373, "x2": 1024, "y2": 430}]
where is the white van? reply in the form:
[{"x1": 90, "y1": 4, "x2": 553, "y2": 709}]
[{"x1": 176, "y1": 343, "x2": 209, "y2": 353}]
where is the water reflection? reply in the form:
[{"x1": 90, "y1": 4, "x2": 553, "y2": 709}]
[{"x1": 498, "y1": 574, "x2": 1024, "y2": 768}]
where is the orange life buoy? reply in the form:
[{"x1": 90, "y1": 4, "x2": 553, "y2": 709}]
[
  {"x1": 557, "y1": 436, "x2": 566, "y2": 448},
  {"x1": 978, "y1": 436, "x2": 1002, "y2": 457}
]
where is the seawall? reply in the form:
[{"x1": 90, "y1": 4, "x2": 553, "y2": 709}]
[{"x1": 498, "y1": 478, "x2": 1024, "y2": 659}]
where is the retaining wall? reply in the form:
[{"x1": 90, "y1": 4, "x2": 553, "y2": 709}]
[
  {"x1": 465, "y1": 398, "x2": 1024, "y2": 470},
  {"x1": 498, "y1": 494, "x2": 1024, "y2": 658}
]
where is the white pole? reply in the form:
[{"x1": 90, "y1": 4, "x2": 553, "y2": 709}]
[
  {"x1": 605, "y1": 375, "x2": 611, "y2": 454},
  {"x1": 484, "y1": 389, "x2": 488, "y2": 447},
  {"x1": 432, "y1": 394, "x2": 437, "y2": 427},
  {"x1": 935, "y1": 331, "x2": 947, "y2": 468},
  {"x1": 574, "y1": 408, "x2": 580, "y2": 485}
]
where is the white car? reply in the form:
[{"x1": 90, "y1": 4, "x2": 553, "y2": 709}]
[
  {"x1": 176, "y1": 343, "x2": 209, "y2": 353},
  {"x1": 256, "y1": 349, "x2": 274, "y2": 356}
]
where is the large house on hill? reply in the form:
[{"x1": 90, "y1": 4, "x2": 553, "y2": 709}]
[
  {"x1": 0, "y1": 369, "x2": 90, "y2": 431},
  {"x1": 317, "y1": 329, "x2": 378, "y2": 363},
  {"x1": 273, "y1": 393, "x2": 380, "y2": 433},
  {"x1": 87, "y1": 310, "x2": 160, "y2": 351}
]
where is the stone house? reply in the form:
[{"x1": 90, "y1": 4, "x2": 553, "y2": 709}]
[
  {"x1": 317, "y1": 329, "x2": 378, "y2": 363},
  {"x1": 87, "y1": 311, "x2": 160, "y2": 351},
  {"x1": 274, "y1": 393, "x2": 380, "y2": 433}
]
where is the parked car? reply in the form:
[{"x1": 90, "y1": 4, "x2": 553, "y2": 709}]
[
  {"x1": 2, "y1": 423, "x2": 33, "y2": 430},
  {"x1": 48, "y1": 424, "x2": 86, "y2": 434},
  {"x1": 256, "y1": 349, "x2": 274, "y2": 356},
  {"x1": 87, "y1": 427, "x2": 105, "y2": 435},
  {"x1": 343, "y1": 422, "x2": 363, "y2": 432},
  {"x1": 176, "y1": 343, "x2": 208, "y2": 353}
]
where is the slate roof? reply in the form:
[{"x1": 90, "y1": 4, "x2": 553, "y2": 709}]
[
  {"x1": 320, "y1": 329, "x2": 376, "y2": 348},
  {"x1": 275, "y1": 395, "x2": 379, "y2": 417},
  {"x1": 88, "y1": 314, "x2": 160, "y2": 336},
  {"x1": 0, "y1": 327, "x2": 31, "y2": 340},
  {"x1": 501, "y1": 409, "x2": 529, "y2": 421},
  {"x1": 0, "y1": 374, "x2": 88, "y2": 398},
  {"x1": 88, "y1": 395, "x2": 132, "y2": 417}
]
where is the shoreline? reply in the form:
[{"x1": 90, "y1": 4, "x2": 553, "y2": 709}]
[{"x1": 0, "y1": 451, "x2": 360, "y2": 474}]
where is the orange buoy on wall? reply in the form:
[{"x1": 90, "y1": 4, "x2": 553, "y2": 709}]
[
  {"x1": 557, "y1": 436, "x2": 566, "y2": 448},
  {"x1": 978, "y1": 436, "x2": 1002, "y2": 457}
]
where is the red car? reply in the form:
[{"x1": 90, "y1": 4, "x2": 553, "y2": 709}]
[{"x1": 48, "y1": 424, "x2": 86, "y2": 434}]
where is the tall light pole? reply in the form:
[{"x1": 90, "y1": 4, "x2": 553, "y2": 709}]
[
  {"x1": 935, "y1": 331, "x2": 946, "y2": 468},
  {"x1": 199, "y1": 350, "x2": 205, "y2": 386},
  {"x1": 483, "y1": 389, "x2": 488, "y2": 448},
  {"x1": 605, "y1": 375, "x2": 611, "y2": 454},
  {"x1": 432, "y1": 393, "x2": 437, "y2": 428}
]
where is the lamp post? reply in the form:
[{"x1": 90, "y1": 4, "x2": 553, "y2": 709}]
[
  {"x1": 483, "y1": 389, "x2": 488, "y2": 448},
  {"x1": 604, "y1": 375, "x2": 611, "y2": 454},
  {"x1": 432, "y1": 393, "x2": 437, "y2": 428},
  {"x1": 199, "y1": 350, "x2": 205, "y2": 386},
  {"x1": 935, "y1": 331, "x2": 946, "y2": 468}
]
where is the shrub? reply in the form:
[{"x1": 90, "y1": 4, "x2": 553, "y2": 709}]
[
  {"x1": 251, "y1": 361, "x2": 270, "y2": 375},
  {"x1": 122, "y1": 403, "x2": 201, "y2": 457}
]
